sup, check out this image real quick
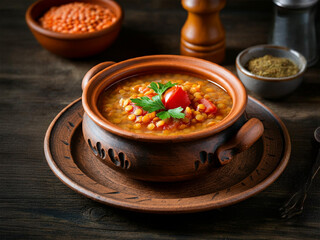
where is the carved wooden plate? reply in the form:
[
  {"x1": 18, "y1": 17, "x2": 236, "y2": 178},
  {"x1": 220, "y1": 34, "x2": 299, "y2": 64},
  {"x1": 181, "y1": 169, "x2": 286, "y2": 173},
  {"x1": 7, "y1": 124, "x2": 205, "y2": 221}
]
[{"x1": 44, "y1": 97, "x2": 291, "y2": 213}]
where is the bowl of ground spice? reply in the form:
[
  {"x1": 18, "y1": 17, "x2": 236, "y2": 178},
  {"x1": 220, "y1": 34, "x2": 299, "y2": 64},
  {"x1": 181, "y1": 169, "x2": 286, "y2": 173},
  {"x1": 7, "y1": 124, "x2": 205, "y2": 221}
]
[
  {"x1": 236, "y1": 45, "x2": 306, "y2": 98},
  {"x1": 26, "y1": 0, "x2": 123, "y2": 58}
]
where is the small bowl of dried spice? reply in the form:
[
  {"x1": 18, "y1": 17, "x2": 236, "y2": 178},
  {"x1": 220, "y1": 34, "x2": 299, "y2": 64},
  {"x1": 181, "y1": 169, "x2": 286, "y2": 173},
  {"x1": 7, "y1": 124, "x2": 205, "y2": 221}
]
[
  {"x1": 26, "y1": 0, "x2": 123, "y2": 58},
  {"x1": 236, "y1": 45, "x2": 307, "y2": 99}
]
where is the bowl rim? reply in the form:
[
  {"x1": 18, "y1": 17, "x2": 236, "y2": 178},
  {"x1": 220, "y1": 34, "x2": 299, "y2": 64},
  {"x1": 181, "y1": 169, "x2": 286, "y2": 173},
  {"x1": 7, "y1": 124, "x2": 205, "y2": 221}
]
[
  {"x1": 82, "y1": 55, "x2": 248, "y2": 143},
  {"x1": 25, "y1": 0, "x2": 123, "y2": 40},
  {"x1": 236, "y1": 44, "x2": 307, "y2": 82}
]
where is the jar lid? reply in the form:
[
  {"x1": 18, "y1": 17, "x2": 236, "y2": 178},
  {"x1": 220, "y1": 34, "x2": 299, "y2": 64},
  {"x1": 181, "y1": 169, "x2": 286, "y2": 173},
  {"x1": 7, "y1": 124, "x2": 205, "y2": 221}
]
[{"x1": 274, "y1": 0, "x2": 318, "y2": 8}]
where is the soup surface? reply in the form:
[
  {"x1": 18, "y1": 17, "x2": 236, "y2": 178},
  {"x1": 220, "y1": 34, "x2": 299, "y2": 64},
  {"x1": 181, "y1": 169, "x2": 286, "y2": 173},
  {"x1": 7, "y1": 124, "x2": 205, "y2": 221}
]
[{"x1": 99, "y1": 73, "x2": 233, "y2": 136}]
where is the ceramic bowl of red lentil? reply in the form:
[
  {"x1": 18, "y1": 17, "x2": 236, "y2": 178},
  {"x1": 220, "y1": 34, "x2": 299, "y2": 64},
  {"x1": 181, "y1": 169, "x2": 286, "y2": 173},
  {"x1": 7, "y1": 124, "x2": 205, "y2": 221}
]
[
  {"x1": 82, "y1": 55, "x2": 264, "y2": 182},
  {"x1": 26, "y1": 0, "x2": 123, "y2": 58}
]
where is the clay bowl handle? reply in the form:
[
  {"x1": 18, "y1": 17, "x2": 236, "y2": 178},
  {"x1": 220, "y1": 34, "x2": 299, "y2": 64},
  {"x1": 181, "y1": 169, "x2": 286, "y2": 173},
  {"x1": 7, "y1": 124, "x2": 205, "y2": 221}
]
[
  {"x1": 82, "y1": 61, "x2": 115, "y2": 90},
  {"x1": 216, "y1": 118, "x2": 264, "y2": 165}
]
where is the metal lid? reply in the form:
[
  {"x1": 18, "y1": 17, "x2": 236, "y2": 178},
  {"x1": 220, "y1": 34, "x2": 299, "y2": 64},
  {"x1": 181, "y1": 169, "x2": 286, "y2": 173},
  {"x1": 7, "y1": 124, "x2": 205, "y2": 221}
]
[{"x1": 274, "y1": 0, "x2": 318, "y2": 8}]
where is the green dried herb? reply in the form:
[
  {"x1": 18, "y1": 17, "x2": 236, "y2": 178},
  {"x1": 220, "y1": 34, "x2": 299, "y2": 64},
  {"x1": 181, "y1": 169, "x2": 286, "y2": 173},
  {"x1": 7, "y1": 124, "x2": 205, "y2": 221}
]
[{"x1": 246, "y1": 55, "x2": 299, "y2": 78}]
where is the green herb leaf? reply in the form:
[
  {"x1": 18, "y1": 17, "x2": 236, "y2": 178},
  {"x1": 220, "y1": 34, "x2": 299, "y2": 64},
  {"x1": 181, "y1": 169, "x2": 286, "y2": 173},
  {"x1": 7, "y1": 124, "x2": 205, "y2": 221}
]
[
  {"x1": 168, "y1": 107, "x2": 185, "y2": 119},
  {"x1": 131, "y1": 96, "x2": 165, "y2": 113},
  {"x1": 156, "y1": 107, "x2": 185, "y2": 120},
  {"x1": 148, "y1": 81, "x2": 177, "y2": 96},
  {"x1": 156, "y1": 111, "x2": 171, "y2": 120}
]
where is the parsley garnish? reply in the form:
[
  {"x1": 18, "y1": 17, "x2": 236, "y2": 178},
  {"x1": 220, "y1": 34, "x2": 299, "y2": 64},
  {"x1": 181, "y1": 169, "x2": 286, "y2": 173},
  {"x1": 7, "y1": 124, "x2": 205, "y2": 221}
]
[
  {"x1": 157, "y1": 107, "x2": 185, "y2": 119},
  {"x1": 131, "y1": 95, "x2": 165, "y2": 113},
  {"x1": 130, "y1": 82, "x2": 186, "y2": 120},
  {"x1": 148, "y1": 82, "x2": 176, "y2": 96}
]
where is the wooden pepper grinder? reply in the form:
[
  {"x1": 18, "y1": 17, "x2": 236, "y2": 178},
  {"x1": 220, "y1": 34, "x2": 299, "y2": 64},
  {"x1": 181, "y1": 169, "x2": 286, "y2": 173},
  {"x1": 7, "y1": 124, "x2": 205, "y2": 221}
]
[{"x1": 180, "y1": 0, "x2": 226, "y2": 64}]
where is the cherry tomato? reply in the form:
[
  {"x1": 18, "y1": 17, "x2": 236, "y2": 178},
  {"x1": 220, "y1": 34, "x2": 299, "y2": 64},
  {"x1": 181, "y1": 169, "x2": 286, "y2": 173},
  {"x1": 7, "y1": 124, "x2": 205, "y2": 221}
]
[
  {"x1": 198, "y1": 98, "x2": 217, "y2": 114},
  {"x1": 163, "y1": 86, "x2": 191, "y2": 109}
]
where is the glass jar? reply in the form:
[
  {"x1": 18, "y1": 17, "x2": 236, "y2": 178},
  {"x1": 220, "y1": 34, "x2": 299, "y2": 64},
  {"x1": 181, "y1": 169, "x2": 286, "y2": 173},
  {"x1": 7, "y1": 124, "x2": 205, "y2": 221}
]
[{"x1": 269, "y1": 0, "x2": 319, "y2": 66}]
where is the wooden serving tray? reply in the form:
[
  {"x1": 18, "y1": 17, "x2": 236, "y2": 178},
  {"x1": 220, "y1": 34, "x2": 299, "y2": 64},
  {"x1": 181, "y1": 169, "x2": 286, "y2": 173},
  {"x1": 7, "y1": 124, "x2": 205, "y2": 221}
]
[{"x1": 44, "y1": 97, "x2": 291, "y2": 214}]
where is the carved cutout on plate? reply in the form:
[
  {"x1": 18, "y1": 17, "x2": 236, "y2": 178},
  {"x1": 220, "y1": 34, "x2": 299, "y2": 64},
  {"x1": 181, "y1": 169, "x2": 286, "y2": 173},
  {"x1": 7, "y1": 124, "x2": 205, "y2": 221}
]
[
  {"x1": 61, "y1": 140, "x2": 69, "y2": 146},
  {"x1": 211, "y1": 192, "x2": 219, "y2": 200}
]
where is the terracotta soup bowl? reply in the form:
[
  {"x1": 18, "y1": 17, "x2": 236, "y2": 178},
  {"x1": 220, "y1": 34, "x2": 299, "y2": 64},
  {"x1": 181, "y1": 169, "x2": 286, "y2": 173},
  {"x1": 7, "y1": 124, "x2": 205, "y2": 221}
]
[{"x1": 82, "y1": 55, "x2": 264, "y2": 182}]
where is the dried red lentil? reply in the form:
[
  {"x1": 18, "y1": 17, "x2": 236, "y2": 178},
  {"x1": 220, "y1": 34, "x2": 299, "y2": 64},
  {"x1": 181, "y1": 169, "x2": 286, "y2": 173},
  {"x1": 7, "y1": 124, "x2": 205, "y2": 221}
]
[
  {"x1": 98, "y1": 73, "x2": 233, "y2": 136},
  {"x1": 39, "y1": 2, "x2": 116, "y2": 34}
]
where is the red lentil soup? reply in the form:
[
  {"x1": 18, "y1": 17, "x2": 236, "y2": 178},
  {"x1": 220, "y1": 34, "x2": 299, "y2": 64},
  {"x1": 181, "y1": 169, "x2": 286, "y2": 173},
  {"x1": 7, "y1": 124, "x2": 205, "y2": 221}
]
[{"x1": 98, "y1": 73, "x2": 233, "y2": 136}]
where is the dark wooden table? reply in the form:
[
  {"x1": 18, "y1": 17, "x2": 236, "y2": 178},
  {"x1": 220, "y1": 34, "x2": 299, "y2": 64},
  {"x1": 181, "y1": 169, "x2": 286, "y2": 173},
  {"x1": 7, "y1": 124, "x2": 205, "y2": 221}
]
[{"x1": 1, "y1": 0, "x2": 319, "y2": 239}]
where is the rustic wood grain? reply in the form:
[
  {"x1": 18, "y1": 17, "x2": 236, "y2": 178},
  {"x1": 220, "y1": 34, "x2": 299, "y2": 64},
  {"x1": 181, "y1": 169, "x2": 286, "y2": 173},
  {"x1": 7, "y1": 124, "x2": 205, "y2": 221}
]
[{"x1": 0, "y1": 0, "x2": 319, "y2": 239}]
